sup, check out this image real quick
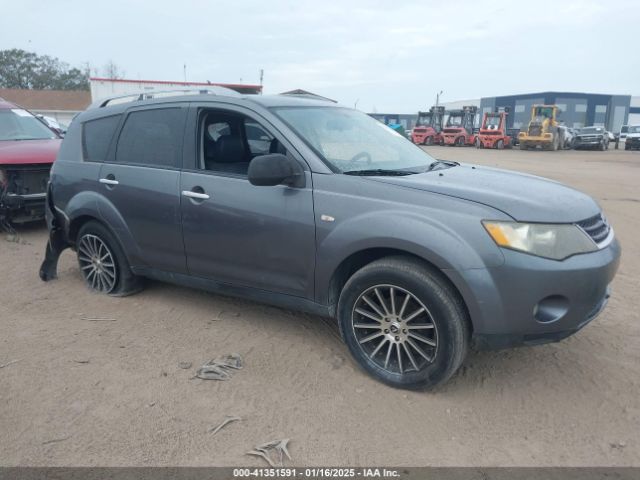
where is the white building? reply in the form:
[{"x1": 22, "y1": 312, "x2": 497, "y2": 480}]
[{"x1": 89, "y1": 77, "x2": 262, "y2": 104}]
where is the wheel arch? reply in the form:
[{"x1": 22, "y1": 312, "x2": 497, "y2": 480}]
[
  {"x1": 63, "y1": 191, "x2": 143, "y2": 266},
  {"x1": 325, "y1": 248, "x2": 472, "y2": 334}
]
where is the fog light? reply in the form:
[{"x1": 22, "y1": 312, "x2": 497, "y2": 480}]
[{"x1": 534, "y1": 295, "x2": 569, "y2": 324}]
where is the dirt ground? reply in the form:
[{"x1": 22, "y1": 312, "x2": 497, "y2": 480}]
[{"x1": 1, "y1": 146, "x2": 639, "y2": 467}]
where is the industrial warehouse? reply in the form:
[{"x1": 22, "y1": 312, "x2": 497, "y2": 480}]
[{"x1": 371, "y1": 90, "x2": 640, "y2": 134}]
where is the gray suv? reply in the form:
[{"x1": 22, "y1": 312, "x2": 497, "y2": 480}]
[{"x1": 40, "y1": 89, "x2": 621, "y2": 389}]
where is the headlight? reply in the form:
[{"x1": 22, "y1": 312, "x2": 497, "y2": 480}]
[{"x1": 483, "y1": 221, "x2": 597, "y2": 260}]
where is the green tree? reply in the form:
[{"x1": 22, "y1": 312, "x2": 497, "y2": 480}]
[{"x1": 0, "y1": 49, "x2": 89, "y2": 90}]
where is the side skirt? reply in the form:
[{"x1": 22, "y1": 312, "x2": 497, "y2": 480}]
[{"x1": 132, "y1": 266, "x2": 333, "y2": 319}]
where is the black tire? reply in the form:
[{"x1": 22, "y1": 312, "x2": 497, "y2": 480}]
[
  {"x1": 424, "y1": 136, "x2": 434, "y2": 146},
  {"x1": 496, "y1": 139, "x2": 504, "y2": 150},
  {"x1": 456, "y1": 136, "x2": 465, "y2": 147},
  {"x1": 337, "y1": 256, "x2": 470, "y2": 390},
  {"x1": 76, "y1": 221, "x2": 143, "y2": 296}
]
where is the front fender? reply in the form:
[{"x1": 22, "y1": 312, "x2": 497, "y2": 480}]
[{"x1": 314, "y1": 209, "x2": 505, "y2": 305}]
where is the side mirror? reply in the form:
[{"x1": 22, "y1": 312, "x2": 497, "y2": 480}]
[{"x1": 248, "y1": 153, "x2": 305, "y2": 188}]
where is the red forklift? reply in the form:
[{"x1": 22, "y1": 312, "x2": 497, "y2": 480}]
[
  {"x1": 411, "y1": 106, "x2": 445, "y2": 145},
  {"x1": 476, "y1": 107, "x2": 513, "y2": 149},
  {"x1": 441, "y1": 105, "x2": 478, "y2": 146}
]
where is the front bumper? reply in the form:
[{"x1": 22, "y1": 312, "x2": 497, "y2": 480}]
[
  {"x1": 0, "y1": 191, "x2": 47, "y2": 222},
  {"x1": 625, "y1": 138, "x2": 640, "y2": 149},
  {"x1": 575, "y1": 139, "x2": 604, "y2": 148},
  {"x1": 446, "y1": 238, "x2": 621, "y2": 349}
]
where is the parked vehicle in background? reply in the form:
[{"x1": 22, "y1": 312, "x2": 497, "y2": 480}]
[
  {"x1": 40, "y1": 89, "x2": 620, "y2": 389},
  {"x1": 0, "y1": 98, "x2": 61, "y2": 226},
  {"x1": 558, "y1": 125, "x2": 576, "y2": 149},
  {"x1": 441, "y1": 106, "x2": 477, "y2": 146},
  {"x1": 624, "y1": 125, "x2": 640, "y2": 150},
  {"x1": 619, "y1": 125, "x2": 629, "y2": 143},
  {"x1": 476, "y1": 109, "x2": 513, "y2": 149},
  {"x1": 574, "y1": 126, "x2": 609, "y2": 151},
  {"x1": 411, "y1": 106, "x2": 444, "y2": 145},
  {"x1": 518, "y1": 105, "x2": 564, "y2": 150}
]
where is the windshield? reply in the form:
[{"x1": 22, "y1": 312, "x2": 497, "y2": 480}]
[
  {"x1": 272, "y1": 107, "x2": 437, "y2": 173},
  {"x1": 628, "y1": 126, "x2": 640, "y2": 134},
  {"x1": 446, "y1": 115, "x2": 463, "y2": 127},
  {"x1": 581, "y1": 127, "x2": 604, "y2": 134},
  {"x1": 0, "y1": 108, "x2": 57, "y2": 141},
  {"x1": 416, "y1": 114, "x2": 433, "y2": 126},
  {"x1": 533, "y1": 106, "x2": 554, "y2": 119},
  {"x1": 484, "y1": 115, "x2": 501, "y2": 127}
]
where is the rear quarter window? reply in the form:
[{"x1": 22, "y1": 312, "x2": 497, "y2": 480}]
[{"x1": 82, "y1": 115, "x2": 122, "y2": 162}]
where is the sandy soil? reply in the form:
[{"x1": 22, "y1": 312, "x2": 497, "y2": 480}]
[{"x1": 1, "y1": 147, "x2": 639, "y2": 467}]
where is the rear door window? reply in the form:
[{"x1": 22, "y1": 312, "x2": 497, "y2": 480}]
[
  {"x1": 82, "y1": 115, "x2": 121, "y2": 162},
  {"x1": 115, "y1": 108, "x2": 185, "y2": 168}
]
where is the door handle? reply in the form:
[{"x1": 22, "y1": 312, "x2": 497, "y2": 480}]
[
  {"x1": 182, "y1": 190, "x2": 210, "y2": 200},
  {"x1": 99, "y1": 178, "x2": 119, "y2": 186}
]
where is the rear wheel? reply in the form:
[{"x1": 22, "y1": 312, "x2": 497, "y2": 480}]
[
  {"x1": 76, "y1": 221, "x2": 143, "y2": 296},
  {"x1": 338, "y1": 256, "x2": 470, "y2": 389}
]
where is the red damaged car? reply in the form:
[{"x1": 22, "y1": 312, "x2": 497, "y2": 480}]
[{"x1": 0, "y1": 98, "x2": 61, "y2": 225}]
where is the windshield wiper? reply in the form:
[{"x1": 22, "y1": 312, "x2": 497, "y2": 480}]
[
  {"x1": 343, "y1": 169, "x2": 419, "y2": 176},
  {"x1": 426, "y1": 160, "x2": 459, "y2": 171}
]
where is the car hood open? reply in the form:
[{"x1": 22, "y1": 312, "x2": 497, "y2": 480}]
[
  {"x1": 0, "y1": 139, "x2": 61, "y2": 165},
  {"x1": 369, "y1": 164, "x2": 600, "y2": 223}
]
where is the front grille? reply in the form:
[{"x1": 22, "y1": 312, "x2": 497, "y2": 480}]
[
  {"x1": 528, "y1": 125, "x2": 542, "y2": 136},
  {"x1": 481, "y1": 130, "x2": 501, "y2": 135},
  {"x1": 443, "y1": 128, "x2": 461, "y2": 134},
  {"x1": 3, "y1": 166, "x2": 50, "y2": 196},
  {"x1": 577, "y1": 213, "x2": 611, "y2": 245}
]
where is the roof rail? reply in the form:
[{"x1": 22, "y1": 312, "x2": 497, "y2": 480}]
[{"x1": 88, "y1": 86, "x2": 241, "y2": 109}]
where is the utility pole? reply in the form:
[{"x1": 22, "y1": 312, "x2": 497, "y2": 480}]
[
  {"x1": 435, "y1": 90, "x2": 443, "y2": 108},
  {"x1": 183, "y1": 64, "x2": 187, "y2": 82}
]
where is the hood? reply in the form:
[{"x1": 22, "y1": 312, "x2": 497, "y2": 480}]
[
  {"x1": 369, "y1": 164, "x2": 600, "y2": 223},
  {"x1": 0, "y1": 139, "x2": 61, "y2": 165}
]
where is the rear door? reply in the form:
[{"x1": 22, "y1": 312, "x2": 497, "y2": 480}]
[{"x1": 97, "y1": 104, "x2": 187, "y2": 273}]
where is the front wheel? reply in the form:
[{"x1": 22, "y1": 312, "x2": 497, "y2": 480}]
[
  {"x1": 338, "y1": 256, "x2": 470, "y2": 389},
  {"x1": 424, "y1": 136, "x2": 434, "y2": 146},
  {"x1": 76, "y1": 221, "x2": 143, "y2": 296}
]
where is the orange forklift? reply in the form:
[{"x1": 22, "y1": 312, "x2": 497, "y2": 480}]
[
  {"x1": 411, "y1": 106, "x2": 445, "y2": 145},
  {"x1": 476, "y1": 107, "x2": 514, "y2": 149},
  {"x1": 441, "y1": 105, "x2": 478, "y2": 146}
]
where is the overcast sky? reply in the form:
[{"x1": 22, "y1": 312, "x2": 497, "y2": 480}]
[{"x1": 2, "y1": 0, "x2": 639, "y2": 112}]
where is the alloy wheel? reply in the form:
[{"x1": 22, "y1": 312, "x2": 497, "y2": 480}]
[
  {"x1": 351, "y1": 284, "x2": 438, "y2": 375},
  {"x1": 78, "y1": 234, "x2": 117, "y2": 293}
]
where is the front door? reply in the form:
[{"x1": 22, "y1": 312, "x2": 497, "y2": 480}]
[{"x1": 180, "y1": 105, "x2": 316, "y2": 299}]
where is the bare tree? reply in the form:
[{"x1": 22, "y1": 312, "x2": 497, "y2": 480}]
[{"x1": 102, "y1": 60, "x2": 124, "y2": 80}]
